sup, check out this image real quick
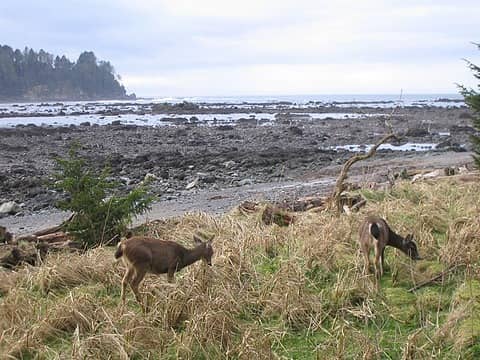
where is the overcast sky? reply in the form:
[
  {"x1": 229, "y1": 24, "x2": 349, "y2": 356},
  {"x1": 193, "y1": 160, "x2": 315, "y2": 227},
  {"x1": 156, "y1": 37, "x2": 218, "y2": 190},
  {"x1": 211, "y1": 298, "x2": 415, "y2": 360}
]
[{"x1": 1, "y1": 0, "x2": 479, "y2": 96}]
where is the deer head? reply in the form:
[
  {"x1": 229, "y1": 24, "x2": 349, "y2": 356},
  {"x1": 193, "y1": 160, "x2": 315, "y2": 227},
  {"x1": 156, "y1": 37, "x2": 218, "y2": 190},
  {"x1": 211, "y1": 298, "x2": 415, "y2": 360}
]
[
  {"x1": 403, "y1": 234, "x2": 422, "y2": 260},
  {"x1": 193, "y1": 234, "x2": 214, "y2": 266}
]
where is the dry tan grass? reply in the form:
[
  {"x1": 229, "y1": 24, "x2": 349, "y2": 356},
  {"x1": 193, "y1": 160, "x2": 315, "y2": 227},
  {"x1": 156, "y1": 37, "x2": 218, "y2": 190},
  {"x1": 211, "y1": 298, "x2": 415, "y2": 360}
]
[{"x1": 0, "y1": 179, "x2": 479, "y2": 358}]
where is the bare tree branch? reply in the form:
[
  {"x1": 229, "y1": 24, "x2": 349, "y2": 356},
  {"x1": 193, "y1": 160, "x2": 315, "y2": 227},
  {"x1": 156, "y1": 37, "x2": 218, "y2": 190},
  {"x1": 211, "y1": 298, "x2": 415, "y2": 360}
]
[{"x1": 331, "y1": 133, "x2": 397, "y2": 214}]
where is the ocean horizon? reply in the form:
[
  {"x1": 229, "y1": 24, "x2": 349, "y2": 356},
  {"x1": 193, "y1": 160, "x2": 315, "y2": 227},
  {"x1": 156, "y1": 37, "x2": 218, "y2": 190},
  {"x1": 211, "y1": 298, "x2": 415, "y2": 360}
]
[{"x1": 140, "y1": 93, "x2": 464, "y2": 105}]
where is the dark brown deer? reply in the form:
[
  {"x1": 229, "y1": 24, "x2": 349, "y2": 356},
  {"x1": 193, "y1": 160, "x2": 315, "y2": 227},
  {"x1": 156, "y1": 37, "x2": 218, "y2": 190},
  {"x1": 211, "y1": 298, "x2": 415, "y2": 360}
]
[
  {"x1": 114, "y1": 234, "x2": 214, "y2": 306},
  {"x1": 358, "y1": 215, "x2": 421, "y2": 283}
]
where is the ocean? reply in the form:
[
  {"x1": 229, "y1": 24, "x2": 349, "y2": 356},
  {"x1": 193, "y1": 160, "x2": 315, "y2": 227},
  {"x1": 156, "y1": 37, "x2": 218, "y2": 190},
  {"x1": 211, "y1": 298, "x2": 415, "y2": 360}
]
[{"x1": 145, "y1": 93, "x2": 464, "y2": 107}]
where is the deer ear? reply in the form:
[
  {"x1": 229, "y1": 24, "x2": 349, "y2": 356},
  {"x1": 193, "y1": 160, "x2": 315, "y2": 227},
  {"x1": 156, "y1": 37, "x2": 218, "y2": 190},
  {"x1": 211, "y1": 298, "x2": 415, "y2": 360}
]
[{"x1": 193, "y1": 234, "x2": 203, "y2": 245}]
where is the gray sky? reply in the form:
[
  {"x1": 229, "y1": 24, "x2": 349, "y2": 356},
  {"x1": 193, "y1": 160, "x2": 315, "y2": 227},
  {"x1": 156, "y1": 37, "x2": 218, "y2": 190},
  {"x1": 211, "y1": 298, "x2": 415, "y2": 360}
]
[{"x1": 1, "y1": 0, "x2": 479, "y2": 96}]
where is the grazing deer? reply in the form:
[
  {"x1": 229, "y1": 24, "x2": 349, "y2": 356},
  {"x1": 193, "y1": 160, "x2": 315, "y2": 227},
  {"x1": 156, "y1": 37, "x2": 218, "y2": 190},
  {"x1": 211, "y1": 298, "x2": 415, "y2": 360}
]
[
  {"x1": 358, "y1": 215, "x2": 421, "y2": 283},
  {"x1": 114, "y1": 234, "x2": 214, "y2": 306}
]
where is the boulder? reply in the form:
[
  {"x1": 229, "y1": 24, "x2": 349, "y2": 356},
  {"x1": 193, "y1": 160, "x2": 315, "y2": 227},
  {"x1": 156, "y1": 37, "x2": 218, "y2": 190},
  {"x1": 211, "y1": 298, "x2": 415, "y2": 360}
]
[
  {"x1": 223, "y1": 160, "x2": 236, "y2": 169},
  {"x1": 185, "y1": 177, "x2": 199, "y2": 190},
  {"x1": 237, "y1": 178, "x2": 254, "y2": 186},
  {"x1": 143, "y1": 173, "x2": 158, "y2": 182},
  {"x1": 0, "y1": 201, "x2": 21, "y2": 215}
]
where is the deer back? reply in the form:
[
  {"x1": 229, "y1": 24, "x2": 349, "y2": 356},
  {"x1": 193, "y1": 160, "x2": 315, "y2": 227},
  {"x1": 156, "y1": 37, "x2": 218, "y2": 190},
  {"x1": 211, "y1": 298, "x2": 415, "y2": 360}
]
[
  {"x1": 359, "y1": 215, "x2": 390, "y2": 250},
  {"x1": 121, "y1": 236, "x2": 188, "y2": 274}
]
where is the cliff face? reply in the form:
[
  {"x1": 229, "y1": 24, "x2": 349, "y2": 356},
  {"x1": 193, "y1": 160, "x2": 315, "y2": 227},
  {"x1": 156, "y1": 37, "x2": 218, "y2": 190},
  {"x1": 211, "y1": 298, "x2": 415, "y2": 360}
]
[{"x1": 0, "y1": 45, "x2": 134, "y2": 102}]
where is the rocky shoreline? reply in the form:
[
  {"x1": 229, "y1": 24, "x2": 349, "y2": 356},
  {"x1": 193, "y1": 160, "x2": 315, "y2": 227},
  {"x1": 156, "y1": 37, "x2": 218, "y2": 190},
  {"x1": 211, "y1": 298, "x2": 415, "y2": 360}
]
[{"x1": 0, "y1": 103, "x2": 476, "y2": 230}]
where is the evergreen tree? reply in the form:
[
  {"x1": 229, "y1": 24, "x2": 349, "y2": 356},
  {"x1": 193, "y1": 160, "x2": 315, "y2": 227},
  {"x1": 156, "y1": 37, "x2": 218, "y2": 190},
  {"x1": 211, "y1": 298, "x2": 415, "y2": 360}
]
[
  {"x1": 459, "y1": 43, "x2": 480, "y2": 169},
  {"x1": 0, "y1": 44, "x2": 131, "y2": 101}
]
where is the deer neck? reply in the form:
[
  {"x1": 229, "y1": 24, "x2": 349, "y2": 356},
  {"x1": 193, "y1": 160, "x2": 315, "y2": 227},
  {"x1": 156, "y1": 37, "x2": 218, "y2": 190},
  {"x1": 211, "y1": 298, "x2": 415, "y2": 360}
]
[
  {"x1": 387, "y1": 229, "x2": 407, "y2": 253},
  {"x1": 183, "y1": 246, "x2": 204, "y2": 267}
]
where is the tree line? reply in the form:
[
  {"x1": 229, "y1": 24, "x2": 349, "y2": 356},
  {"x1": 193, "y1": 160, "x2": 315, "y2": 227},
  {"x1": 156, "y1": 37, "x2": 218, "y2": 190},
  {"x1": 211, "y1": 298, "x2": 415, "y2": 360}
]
[{"x1": 0, "y1": 45, "x2": 134, "y2": 101}]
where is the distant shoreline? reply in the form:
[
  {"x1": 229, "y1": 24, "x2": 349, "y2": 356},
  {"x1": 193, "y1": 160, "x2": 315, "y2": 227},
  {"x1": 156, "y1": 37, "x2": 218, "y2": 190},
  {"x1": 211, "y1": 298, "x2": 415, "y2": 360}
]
[{"x1": 0, "y1": 95, "x2": 135, "y2": 105}]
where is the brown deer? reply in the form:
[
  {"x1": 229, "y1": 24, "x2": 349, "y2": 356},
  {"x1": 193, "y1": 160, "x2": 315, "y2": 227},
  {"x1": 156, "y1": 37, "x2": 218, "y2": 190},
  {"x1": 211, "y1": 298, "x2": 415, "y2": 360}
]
[
  {"x1": 358, "y1": 215, "x2": 421, "y2": 283},
  {"x1": 114, "y1": 234, "x2": 214, "y2": 306}
]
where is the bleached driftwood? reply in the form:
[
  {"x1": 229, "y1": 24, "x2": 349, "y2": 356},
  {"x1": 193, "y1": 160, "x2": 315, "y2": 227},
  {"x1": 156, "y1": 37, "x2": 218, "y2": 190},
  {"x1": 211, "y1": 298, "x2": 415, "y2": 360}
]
[{"x1": 331, "y1": 133, "x2": 396, "y2": 214}]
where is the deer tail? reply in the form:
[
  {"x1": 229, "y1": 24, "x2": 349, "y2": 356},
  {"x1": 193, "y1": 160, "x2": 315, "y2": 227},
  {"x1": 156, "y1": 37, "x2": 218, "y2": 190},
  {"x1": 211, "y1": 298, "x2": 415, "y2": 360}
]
[
  {"x1": 114, "y1": 242, "x2": 124, "y2": 259},
  {"x1": 369, "y1": 223, "x2": 381, "y2": 240}
]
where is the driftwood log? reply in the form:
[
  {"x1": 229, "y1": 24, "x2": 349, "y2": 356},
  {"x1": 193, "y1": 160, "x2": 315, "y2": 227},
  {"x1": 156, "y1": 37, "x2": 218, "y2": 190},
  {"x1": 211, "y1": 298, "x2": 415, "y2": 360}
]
[
  {"x1": 15, "y1": 231, "x2": 72, "y2": 244},
  {"x1": 0, "y1": 213, "x2": 82, "y2": 269},
  {"x1": 277, "y1": 196, "x2": 326, "y2": 212},
  {"x1": 238, "y1": 193, "x2": 365, "y2": 225},
  {"x1": 331, "y1": 133, "x2": 396, "y2": 214},
  {"x1": 261, "y1": 205, "x2": 295, "y2": 226},
  {"x1": 239, "y1": 201, "x2": 261, "y2": 214},
  {"x1": 239, "y1": 196, "x2": 328, "y2": 215},
  {"x1": 0, "y1": 240, "x2": 82, "y2": 269},
  {"x1": 26, "y1": 213, "x2": 75, "y2": 237},
  {"x1": 0, "y1": 243, "x2": 49, "y2": 269},
  {"x1": 408, "y1": 264, "x2": 463, "y2": 293}
]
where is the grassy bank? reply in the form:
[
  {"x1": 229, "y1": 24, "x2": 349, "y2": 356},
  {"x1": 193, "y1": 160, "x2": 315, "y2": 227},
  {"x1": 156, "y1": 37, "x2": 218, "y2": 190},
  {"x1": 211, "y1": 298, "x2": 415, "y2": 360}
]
[{"x1": 0, "y1": 178, "x2": 479, "y2": 359}]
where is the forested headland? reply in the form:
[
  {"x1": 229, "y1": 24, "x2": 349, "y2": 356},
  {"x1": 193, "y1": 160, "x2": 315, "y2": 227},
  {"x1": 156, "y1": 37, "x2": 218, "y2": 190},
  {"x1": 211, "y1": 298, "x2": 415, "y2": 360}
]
[{"x1": 0, "y1": 45, "x2": 134, "y2": 102}]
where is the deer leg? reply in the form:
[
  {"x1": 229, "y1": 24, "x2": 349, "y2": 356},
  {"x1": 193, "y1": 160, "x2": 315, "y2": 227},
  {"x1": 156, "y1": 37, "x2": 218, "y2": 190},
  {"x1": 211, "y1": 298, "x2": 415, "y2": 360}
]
[
  {"x1": 381, "y1": 247, "x2": 386, "y2": 275},
  {"x1": 121, "y1": 267, "x2": 134, "y2": 308},
  {"x1": 167, "y1": 267, "x2": 175, "y2": 283},
  {"x1": 374, "y1": 245, "x2": 382, "y2": 288},
  {"x1": 360, "y1": 245, "x2": 370, "y2": 275},
  {"x1": 362, "y1": 252, "x2": 370, "y2": 275},
  {"x1": 130, "y1": 268, "x2": 147, "y2": 305}
]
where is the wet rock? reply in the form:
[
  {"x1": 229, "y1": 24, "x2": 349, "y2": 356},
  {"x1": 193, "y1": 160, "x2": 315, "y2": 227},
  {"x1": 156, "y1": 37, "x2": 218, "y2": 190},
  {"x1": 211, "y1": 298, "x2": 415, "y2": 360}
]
[
  {"x1": 10, "y1": 166, "x2": 28, "y2": 175},
  {"x1": 108, "y1": 153, "x2": 124, "y2": 167},
  {"x1": 160, "y1": 170, "x2": 170, "y2": 179},
  {"x1": 196, "y1": 172, "x2": 217, "y2": 184},
  {"x1": 133, "y1": 154, "x2": 150, "y2": 164},
  {"x1": 174, "y1": 171, "x2": 186, "y2": 181},
  {"x1": 160, "y1": 117, "x2": 188, "y2": 125},
  {"x1": 450, "y1": 144, "x2": 467, "y2": 152},
  {"x1": 175, "y1": 128, "x2": 188, "y2": 137},
  {"x1": 288, "y1": 126, "x2": 304, "y2": 136},
  {"x1": 237, "y1": 118, "x2": 257, "y2": 126},
  {"x1": 201, "y1": 175, "x2": 217, "y2": 184},
  {"x1": 449, "y1": 125, "x2": 475, "y2": 134},
  {"x1": 436, "y1": 139, "x2": 452, "y2": 149},
  {"x1": 405, "y1": 127, "x2": 429, "y2": 137},
  {"x1": 217, "y1": 125, "x2": 234, "y2": 131}
]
